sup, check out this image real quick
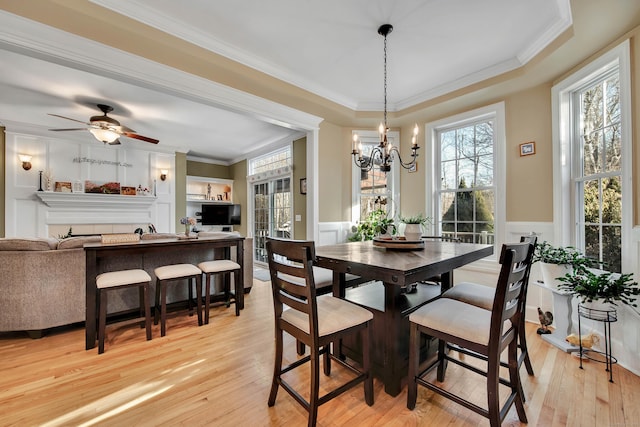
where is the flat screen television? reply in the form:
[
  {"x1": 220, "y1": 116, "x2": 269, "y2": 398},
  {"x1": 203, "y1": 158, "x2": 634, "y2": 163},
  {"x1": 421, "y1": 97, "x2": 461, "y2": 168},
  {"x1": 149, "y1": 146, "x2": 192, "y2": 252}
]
[{"x1": 201, "y1": 204, "x2": 241, "y2": 225}]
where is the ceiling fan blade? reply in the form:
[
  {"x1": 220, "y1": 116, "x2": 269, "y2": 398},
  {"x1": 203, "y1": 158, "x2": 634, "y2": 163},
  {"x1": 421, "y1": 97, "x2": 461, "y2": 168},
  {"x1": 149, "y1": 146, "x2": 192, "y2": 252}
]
[
  {"x1": 118, "y1": 125, "x2": 135, "y2": 133},
  {"x1": 123, "y1": 132, "x2": 159, "y2": 144},
  {"x1": 49, "y1": 128, "x2": 88, "y2": 131},
  {"x1": 48, "y1": 113, "x2": 90, "y2": 125}
]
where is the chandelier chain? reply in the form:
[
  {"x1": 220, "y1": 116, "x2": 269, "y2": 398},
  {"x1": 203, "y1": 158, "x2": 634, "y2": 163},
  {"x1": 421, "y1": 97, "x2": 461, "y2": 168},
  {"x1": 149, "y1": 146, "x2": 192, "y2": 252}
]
[{"x1": 383, "y1": 32, "x2": 388, "y2": 130}]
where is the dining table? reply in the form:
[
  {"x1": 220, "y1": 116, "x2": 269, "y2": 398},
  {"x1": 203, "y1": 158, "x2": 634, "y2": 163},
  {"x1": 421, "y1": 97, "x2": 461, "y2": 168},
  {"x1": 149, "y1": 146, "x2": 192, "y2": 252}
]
[
  {"x1": 83, "y1": 235, "x2": 244, "y2": 350},
  {"x1": 315, "y1": 239, "x2": 493, "y2": 396}
]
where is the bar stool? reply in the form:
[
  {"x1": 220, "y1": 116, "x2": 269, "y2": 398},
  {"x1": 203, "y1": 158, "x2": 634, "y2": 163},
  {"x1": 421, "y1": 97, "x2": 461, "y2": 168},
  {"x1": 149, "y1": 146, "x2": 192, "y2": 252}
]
[
  {"x1": 96, "y1": 269, "x2": 152, "y2": 354},
  {"x1": 154, "y1": 264, "x2": 203, "y2": 337},
  {"x1": 197, "y1": 259, "x2": 241, "y2": 322}
]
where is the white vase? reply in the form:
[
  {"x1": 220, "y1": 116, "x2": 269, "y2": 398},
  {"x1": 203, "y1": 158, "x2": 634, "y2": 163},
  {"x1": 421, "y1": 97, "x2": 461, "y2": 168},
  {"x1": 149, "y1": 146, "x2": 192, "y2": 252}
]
[
  {"x1": 540, "y1": 262, "x2": 572, "y2": 290},
  {"x1": 403, "y1": 223, "x2": 422, "y2": 241}
]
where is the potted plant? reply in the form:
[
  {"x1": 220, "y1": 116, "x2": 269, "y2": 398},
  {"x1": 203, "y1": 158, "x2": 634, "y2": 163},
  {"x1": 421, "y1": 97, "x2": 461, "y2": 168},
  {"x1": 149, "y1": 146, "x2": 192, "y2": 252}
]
[
  {"x1": 399, "y1": 214, "x2": 430, "y2": 241},
  {"x1": 533, "y1": 241, "x2": 590, "y2": 290},
  {"x1": 348, "y1": 209, "x2": 396, "y2": 241},
  {"x1": 558, "y1": 265, "x2": 640, "y2": 311}
]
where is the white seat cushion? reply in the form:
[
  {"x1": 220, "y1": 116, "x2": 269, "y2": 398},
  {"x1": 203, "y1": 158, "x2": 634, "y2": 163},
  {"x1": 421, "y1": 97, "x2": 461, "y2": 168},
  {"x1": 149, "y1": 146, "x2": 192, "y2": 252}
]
[
  {"x1": 198, "y1": 260, "x2": 241, "y2": 273},
  {"x1": 282, "y1": 295, "x2": 373, "y2": 337},
  {"x1": 409, "y1": 298, "x2": 511, "y2": 346},
  {"x1": 155, "y1": 264, "x2": 201, "y2": 280},
  {"x1": 442, "y1": 282, "x2": 496, "y2": 310},
  {"x1": 97, "y1": 269, "x2": 151, "y2": 289}
]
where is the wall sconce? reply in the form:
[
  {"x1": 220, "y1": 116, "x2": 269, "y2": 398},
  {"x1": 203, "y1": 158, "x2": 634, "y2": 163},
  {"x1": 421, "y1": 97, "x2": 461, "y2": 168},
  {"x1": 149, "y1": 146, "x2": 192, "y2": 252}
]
[
  {"x1": 160, "y1": 169, "x2": 168, "y2": 181},
  {"x1": 19, "y1": 154, "x2": 32, "y2": 171}
]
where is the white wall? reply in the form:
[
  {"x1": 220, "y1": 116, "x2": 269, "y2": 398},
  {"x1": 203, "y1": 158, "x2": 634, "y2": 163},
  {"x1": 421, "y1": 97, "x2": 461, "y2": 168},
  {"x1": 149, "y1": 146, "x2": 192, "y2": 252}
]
[{"x1": 4, "y1": 126, "x2": 176, "y2": 236}]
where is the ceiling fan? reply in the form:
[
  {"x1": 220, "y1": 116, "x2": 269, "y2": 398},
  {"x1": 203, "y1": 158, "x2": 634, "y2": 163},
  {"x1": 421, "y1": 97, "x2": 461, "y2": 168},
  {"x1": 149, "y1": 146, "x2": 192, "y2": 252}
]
[{"x1": 48, "y1": 104, "x2": 159, "y2": 145}]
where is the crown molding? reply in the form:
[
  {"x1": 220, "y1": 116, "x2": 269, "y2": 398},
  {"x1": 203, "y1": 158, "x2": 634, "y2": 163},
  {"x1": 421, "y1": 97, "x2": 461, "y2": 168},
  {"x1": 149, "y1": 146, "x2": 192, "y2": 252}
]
[{"x1": 0, "y1": 10, "x2": 323, "y2": 132}]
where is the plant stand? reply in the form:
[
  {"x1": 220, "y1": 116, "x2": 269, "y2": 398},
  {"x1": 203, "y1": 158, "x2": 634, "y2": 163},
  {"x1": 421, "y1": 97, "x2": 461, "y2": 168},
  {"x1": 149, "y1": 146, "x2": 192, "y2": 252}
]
[
  {"x1": 578, "y1": 303, "x2": 617, "y2": 382},
  {"x1": 533, "y1": 280, "x2": 579, "y2": 353}
]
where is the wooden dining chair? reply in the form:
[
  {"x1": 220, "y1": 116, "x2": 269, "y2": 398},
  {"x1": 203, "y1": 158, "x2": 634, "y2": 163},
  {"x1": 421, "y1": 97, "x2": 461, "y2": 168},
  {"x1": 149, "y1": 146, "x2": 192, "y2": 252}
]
[
  {"x1": 441, "y1": 235, "x2": 537, "y2": 378},
  {"x1": 407, "y1": 241, "x2": 533, "y2": 426},
  {"x1": 265, "y1": 238, "x2": 374, "y2": 427}
]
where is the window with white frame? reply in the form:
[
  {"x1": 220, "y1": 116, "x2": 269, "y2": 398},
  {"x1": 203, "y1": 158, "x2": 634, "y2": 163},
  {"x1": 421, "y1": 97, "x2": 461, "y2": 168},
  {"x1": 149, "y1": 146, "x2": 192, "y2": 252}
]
[
  {"x1": 553, "y1": 41, "x2": 631, "y2": 273},
  {"x1": 351, "y1": 130, "x2": 400, "y2": 222},
  {"x1": 248, "y1": 146, "x2": 293, "y2": 263},
  {"x1": 426, "y1": 103, "x2": 505, "y2": 253}
]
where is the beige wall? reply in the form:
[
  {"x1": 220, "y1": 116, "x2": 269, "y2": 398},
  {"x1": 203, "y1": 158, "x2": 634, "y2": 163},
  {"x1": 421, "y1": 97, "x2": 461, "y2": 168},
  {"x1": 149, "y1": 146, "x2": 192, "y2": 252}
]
[
  {"x1": 504, "y1": 85, "x2": 554, "y2": 222},
  {"x1": 229, "y1": 159, "x2": 247, "y2": 236},
  {"x1": 317, "y1": 121, "x2": 349, "y2": 222},
  {"x1": 292, "y1": 136, "x2": 307, "y2": 239},
  {"x1": 174, "y1": 152, "x2": 187, "y2": 230},
  {"x1": 186, "y1": 161, "x2": 231, "y2": 180},
  {"x1": 0, "y1": 126, "x2": 4, "y2": 237}
]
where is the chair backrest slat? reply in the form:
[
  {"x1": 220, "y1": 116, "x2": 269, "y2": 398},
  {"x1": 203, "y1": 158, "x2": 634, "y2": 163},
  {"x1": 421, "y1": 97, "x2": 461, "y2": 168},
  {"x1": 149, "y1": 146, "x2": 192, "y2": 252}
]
[
  {"x1": 490, "y1": 240, "x2": 535, "y2": 344},
  {"x1": 266, "y1": 238, "x2": 320, "y2": 340}
]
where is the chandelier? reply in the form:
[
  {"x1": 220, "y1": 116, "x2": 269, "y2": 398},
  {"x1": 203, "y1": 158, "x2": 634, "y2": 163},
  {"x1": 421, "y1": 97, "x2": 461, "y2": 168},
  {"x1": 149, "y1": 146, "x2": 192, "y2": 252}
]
[{"x1": 352, "y1": 24, "x2": 419, "y2": 173}]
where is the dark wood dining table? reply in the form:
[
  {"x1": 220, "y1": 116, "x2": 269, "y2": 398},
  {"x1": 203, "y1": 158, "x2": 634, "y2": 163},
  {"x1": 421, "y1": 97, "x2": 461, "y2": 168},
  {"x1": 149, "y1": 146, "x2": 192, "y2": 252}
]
[
  {"x1": 83, "y1": 236, "x2": 244, "y2": 350},
  {"x1": 315, "y1": 240, "x2": 493, "y2": 396}
]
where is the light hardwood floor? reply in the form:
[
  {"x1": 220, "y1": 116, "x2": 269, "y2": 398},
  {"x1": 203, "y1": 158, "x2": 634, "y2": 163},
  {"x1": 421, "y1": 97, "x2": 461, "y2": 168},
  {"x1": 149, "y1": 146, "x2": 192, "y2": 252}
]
[{"x1": 1, "y1": 278, "x2": 639, "y2": 426}]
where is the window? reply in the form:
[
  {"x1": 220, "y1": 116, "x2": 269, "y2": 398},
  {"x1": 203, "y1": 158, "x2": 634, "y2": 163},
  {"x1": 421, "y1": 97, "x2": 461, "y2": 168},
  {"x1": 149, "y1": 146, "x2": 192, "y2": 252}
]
[
  {"x1": 249, "y1": 146, "x2": 293, "y2": 263},
  {"x1": 553, "y1": 41, "x2": 631, "y2": 273},
  {"x1": 426, "y1": 103, "x2": 505, "y2": 254},
  {"x1": 351, "y1": 130, "x2": 400, "y2": 222}
]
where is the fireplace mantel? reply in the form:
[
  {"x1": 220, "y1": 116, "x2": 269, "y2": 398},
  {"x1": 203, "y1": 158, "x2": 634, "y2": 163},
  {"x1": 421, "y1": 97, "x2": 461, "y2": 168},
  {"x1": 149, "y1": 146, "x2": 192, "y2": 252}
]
[{"x1": 36, "y1": 192, "x2": 157, "y2": 209}]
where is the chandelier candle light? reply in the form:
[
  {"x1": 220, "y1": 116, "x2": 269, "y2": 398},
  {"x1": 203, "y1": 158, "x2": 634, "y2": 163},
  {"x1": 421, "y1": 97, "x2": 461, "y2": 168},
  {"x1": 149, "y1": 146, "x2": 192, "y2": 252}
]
[{"x1": 352, "y1": 24, "x2": 420, "y2": 173}]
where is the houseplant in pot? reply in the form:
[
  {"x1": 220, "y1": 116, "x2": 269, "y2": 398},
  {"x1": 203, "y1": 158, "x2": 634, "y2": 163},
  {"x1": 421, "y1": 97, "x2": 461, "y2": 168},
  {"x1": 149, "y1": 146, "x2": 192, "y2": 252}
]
[
  {"x1": 348, "y1": 209, "x2": 396, "y2": 241},
  {"x1": 399, "y1": 214, "x2": 430, "y2": 241},
  {"x1": 533, "y1": 241, "x2": 590, "y2": 290},
  {"x1": 557, "y1": 265, "x2": 640, "y2": 311}
]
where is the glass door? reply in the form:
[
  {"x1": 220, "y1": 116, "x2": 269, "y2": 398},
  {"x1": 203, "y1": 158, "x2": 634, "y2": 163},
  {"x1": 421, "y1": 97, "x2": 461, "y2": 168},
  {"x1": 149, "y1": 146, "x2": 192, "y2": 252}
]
[{"x1": 253, "y1": 177, "x2": 292, "y2": 264}]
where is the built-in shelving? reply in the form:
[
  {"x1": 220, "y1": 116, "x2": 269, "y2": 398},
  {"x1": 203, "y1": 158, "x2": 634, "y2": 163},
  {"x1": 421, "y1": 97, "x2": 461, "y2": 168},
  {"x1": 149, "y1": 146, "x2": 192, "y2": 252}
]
[
  {"x1": 35, "y1": 191, "x2": 157, "y2": 209},
  {"x1": 186, "y1": 176, "x2": 233, "y2": 203}
]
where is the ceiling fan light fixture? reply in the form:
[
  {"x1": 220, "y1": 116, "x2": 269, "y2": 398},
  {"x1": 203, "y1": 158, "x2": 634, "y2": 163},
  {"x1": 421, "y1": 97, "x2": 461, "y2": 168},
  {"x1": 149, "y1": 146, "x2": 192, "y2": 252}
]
[{"x1": 89, "y1": 128, "x2": 120, "y2": 143}]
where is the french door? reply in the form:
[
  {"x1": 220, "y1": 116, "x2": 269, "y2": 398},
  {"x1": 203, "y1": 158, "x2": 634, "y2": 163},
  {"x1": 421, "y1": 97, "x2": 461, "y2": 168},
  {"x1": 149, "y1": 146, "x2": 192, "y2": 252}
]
[{"x1": 253, "y1": 177, "x2": 292, "y2": 264}]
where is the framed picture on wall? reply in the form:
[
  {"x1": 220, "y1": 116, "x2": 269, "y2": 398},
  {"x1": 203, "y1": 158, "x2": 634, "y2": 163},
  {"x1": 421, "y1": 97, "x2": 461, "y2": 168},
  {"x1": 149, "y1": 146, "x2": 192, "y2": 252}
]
[
  {"x1": 519, "y1": 141, "x2": 536, "y2": 156},
  {"x1": 300, "y1": 178, "x2": 307, "y2": 195}
]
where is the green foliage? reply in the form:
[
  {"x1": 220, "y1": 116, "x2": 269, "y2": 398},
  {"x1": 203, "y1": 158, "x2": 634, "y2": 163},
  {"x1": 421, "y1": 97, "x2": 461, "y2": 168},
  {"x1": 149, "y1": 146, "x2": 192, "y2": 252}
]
[
  {"x1": 57, "y1": 227, "x2": 73, "y2": 239},
  {"x1": 400, "y1": 213, "x2": 430, "y2": 225},
  {"x1": 558, "y1": 265, "x2": 640, "y2": 307},
  {"x1": 442, "y1": 178, "x2": 494, "y2": 233},
  {"x1": 348, "y1": 209, "x2": 395, "y2": 241},
  {"x1": 532, "y1": 241, "x2": 592, "y2": 268}
]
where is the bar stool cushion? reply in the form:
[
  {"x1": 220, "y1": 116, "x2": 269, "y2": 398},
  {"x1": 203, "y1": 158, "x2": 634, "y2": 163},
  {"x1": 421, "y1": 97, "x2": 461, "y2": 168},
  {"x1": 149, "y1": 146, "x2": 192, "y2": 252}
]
[
  {"x1": 442, "y1": 282, "x2": 495, "y2": 310},
  {"x1": 155, "y1": 264, "x2": 201, "y2": 280},
  {"x1": 97, "y1": 270, "x2": 152, "y2": 288},
  {"x1": 409, "y1": 298, "x2": 510, "y2": 346},
  {"x1": 198, "y1": 259, "x2": 240, "y2": 273},
  {"x1": 282, "y1": 294, "x2": 373, "y2": 337}
]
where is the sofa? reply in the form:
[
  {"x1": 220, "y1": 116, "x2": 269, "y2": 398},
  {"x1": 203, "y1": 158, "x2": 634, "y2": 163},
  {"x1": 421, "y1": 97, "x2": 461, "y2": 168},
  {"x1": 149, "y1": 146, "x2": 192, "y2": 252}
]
[{"x1": 0, "y1": 233, "x2": 253, "y2": 337}]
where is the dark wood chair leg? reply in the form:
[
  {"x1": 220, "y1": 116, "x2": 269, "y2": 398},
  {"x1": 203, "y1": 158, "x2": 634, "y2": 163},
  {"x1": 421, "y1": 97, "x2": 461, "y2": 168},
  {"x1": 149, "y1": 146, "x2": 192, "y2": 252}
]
[
  {"x1": 309, "y1": 347, "x2": 320, "y2": 427},
  {"x1": 406, "y1": 323, "x2": 419, "y2": 409},
  {"x1": 511, "y1": 338, "x2": 528, "y2": 422},
  {"x1": 154, "y1": 278, "x2": 161, "y2": 325},
  {"x1": 487, "y1": 352, "x2": 501, "y2": 427},
  {"x1": 204, "y1": 273, "x2": 211, "y2": 324},
  {"x1": 160, "y1": 282, "x2": 168, "y2": 337},
  {"x1": 268, "y1": 328, "x2": 283, "y2": 406},
  {"x1": 520, "y1": 316, "x2": 534, "y2": 375},
  {"x1": 142, "y1": 284, "x2": 152, "y2": 341},
  {"x1": 233, "y1": 271, "x2": 240, "y2": 316},
  {"x1": 363, "y1": 322, "x2": 373, "y2": 406},
  {"x1": 195, "y1": 276, "x2": 203, "y2": 326},
  {"x1": 436, "y1": 338, "x2": 447, "y2": 382},
  {"x1": 98, "y1": 289, "x2": 107, "y2": 354},
  {"x1": 323, "y1": 344, "x2": 331, "y2": 376}
]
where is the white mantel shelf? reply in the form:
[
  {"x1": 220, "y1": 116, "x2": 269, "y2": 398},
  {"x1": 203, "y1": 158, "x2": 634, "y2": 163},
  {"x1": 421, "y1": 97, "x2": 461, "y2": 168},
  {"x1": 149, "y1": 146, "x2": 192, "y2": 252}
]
[{"x1": 36, "y1": 192, "x2": 157, "y2": 209}]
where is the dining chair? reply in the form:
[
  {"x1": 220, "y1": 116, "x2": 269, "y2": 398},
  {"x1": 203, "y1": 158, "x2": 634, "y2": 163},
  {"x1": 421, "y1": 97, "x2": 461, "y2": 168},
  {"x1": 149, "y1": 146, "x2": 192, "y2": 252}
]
[
  {"x1": 407, "y1": 241, "x2": 533, "y2": 426},
  {"x1": 417, "y1": 235, "x2": 461, "y2": 286},
  {"x1": 265, "y1": 238, "x2": 374, "y2": 427},
  {"x1": 441, "y1": 235, "x2": 537, "y2": 378}
]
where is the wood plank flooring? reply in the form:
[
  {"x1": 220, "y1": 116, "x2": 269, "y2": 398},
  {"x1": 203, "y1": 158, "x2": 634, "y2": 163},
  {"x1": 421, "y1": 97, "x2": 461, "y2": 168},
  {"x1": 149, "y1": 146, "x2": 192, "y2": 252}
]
[{"x1": 1, "y1": 278, "x2": 639, "y2": 426}]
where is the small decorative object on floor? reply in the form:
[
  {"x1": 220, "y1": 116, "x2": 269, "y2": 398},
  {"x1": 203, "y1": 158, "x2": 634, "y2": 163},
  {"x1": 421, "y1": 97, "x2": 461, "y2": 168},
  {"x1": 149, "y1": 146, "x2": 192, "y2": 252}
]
[
  {"x1": 180, "y1": 217, "x2": 197, "y2": 236},
  {"x1": 537, "y1": 307, "x2": 553, "y2": 334},
  {"x1": 566, "y1": 333, "x2": 599, "y2": 349}
]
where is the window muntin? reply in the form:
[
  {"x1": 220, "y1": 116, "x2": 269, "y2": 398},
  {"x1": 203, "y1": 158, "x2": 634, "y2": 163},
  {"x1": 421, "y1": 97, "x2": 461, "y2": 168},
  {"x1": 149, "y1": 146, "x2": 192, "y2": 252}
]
[
  {"x1": 436, "y1": 119, "x2": 495, "y2": 244},
  {"x1": 575, "y1": 72, "x2": 622, "y2": 272}
]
